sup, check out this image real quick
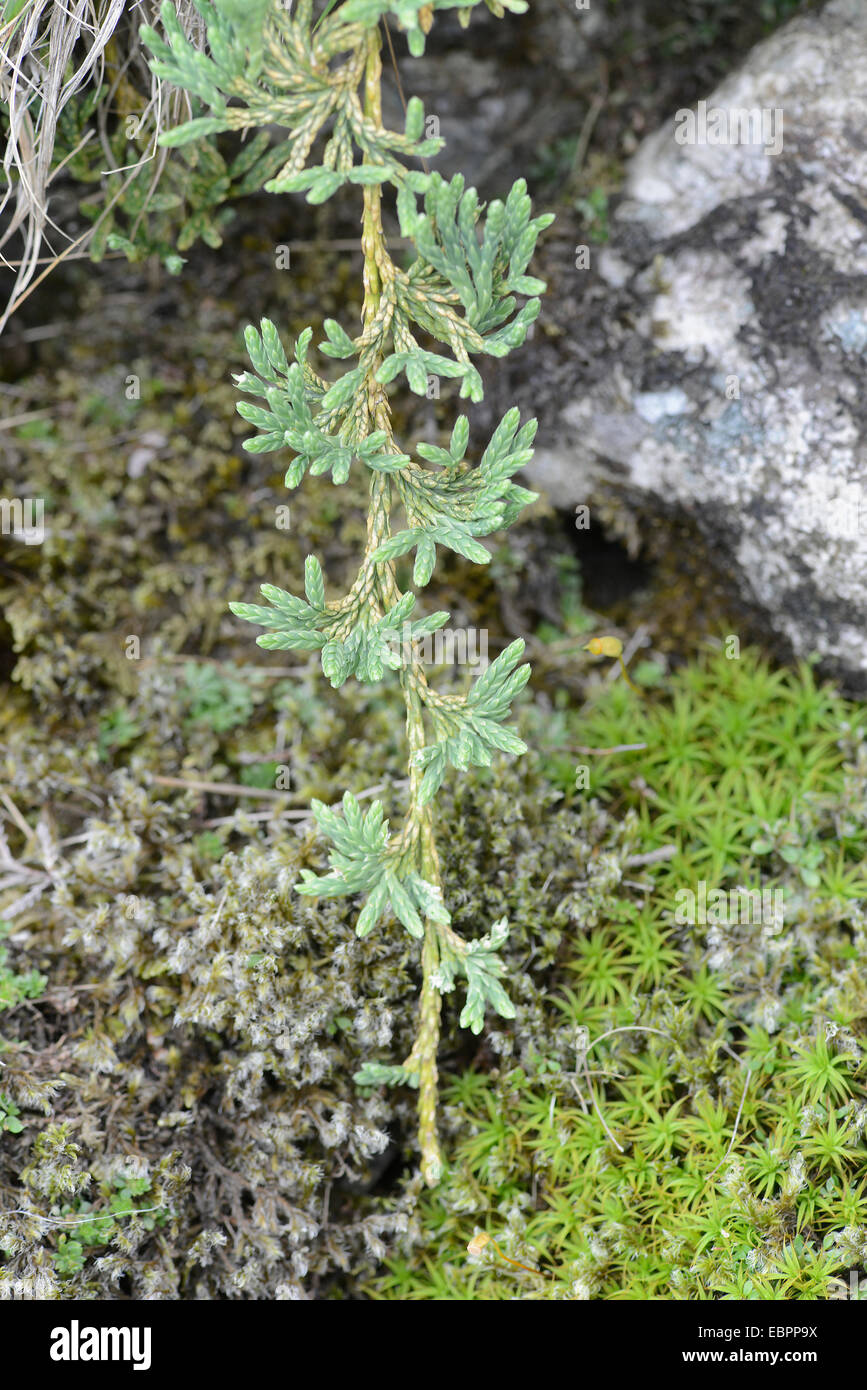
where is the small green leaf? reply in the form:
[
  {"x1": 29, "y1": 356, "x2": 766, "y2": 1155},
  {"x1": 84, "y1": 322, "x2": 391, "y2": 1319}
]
[
  {"x1": 158, "y1": 116, "x2": 229, "y2": 148},
  {"x1": 321, "y1": 640, "x2": 348, "y2": 687},
  {"x1": 449, "y1": 415, "x2": 469, "y2": 460},
  {"x1": 353, "y1": 1062, "x2": 418, "y2": 1088},
  {"x1": 386, "y1": 873, "x2": 424, "y2": 939},
  {"x1": 304, "y1": 554, "x2": 325, "y2": 609},
  {"x1": 321, "y1": 319, "x2": 356, "y2": 359},
  {"x1": 413, "y1": 536, "x2": 436, "y2": 588},
  {"x1": 356, "y1": 879, "x2": 389, "y2": 938}
]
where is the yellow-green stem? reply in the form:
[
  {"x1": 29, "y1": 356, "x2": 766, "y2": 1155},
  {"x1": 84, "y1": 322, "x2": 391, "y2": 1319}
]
[{"x1": 360, "y1": 23, "x2": 443, "y2": 1186}]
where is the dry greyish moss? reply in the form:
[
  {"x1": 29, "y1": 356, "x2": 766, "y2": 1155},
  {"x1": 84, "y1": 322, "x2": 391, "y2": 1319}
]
[{"x1": 0, "y1": 727, "x2": 641, "y2": 1298}]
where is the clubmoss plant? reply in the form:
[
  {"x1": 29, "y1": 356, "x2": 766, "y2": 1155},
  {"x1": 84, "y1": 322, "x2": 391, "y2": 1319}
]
[{"x1": 140, "y1": 0, "x2": 552, "y2": 1184}]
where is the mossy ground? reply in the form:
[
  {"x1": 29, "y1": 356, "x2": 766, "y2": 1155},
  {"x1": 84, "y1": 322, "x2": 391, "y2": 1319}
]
[
  {"x1": 3, "y1": 289, "x2": 867, "y2": 1296},
  {"x1": 370, "y1": 650, "x2": 867, "y2": 1299}
]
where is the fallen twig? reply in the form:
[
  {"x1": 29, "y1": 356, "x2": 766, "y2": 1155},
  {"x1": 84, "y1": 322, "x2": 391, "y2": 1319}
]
[
  {"x1": 152, "y1": 775, "x2": 292, "y2": 800},
  {"x1": 623, "y1": 845, "x2": 678, "y2": 868},
  {"x1": 572, "y1": 742, "x2": 648, "y2": 756}
]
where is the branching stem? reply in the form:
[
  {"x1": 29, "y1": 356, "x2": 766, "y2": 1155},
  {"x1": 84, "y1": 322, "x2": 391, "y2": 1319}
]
[
  {"x1": 361, "y1": 22, "x2": 443, "y2": 1185},
  {"x1": 146, "y1": 1, "x2": 551, "y2": 1190}
]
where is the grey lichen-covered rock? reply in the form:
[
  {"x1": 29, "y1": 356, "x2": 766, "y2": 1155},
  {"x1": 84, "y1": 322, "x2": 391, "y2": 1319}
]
[{"x1": 523, "y1": 0, "x2": 867, "y2": 691}]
